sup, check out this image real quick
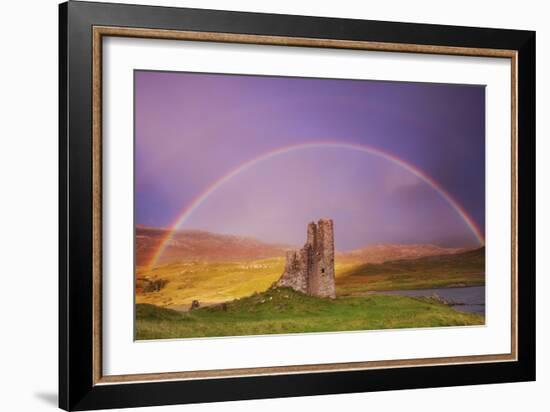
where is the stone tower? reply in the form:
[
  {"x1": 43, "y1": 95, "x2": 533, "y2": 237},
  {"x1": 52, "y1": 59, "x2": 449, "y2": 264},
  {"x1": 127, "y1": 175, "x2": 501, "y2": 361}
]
[{"x1": 276, "y1": 219, "x2": 336, "y2": 299}]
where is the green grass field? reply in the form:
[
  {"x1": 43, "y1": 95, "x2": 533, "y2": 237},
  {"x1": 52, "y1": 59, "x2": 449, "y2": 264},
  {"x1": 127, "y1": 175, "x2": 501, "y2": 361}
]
[
  {"x1": 336, "y1": 248, "x2": 485, "y2": 296},
  {"x1": 136, "y1": 287, "x2": 484, "y2": 340}
]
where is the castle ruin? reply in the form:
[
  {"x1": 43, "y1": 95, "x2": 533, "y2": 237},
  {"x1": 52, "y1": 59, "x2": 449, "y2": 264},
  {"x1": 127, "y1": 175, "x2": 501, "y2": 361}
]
[{"x1": 276, "y1": 219, "x2": 336, "y2": 299}]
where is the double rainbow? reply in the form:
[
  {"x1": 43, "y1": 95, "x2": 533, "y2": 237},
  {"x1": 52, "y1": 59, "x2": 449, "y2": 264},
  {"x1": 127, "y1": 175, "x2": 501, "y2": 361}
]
[{"x1": 148, "y1": 142, "x2": 484, "y2": 269}]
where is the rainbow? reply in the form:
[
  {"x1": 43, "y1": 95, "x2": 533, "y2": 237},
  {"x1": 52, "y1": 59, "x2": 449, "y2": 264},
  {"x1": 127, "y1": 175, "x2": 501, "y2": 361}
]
[{"x1": 148, "y1": 142, "x2": 484, "y2": 268}]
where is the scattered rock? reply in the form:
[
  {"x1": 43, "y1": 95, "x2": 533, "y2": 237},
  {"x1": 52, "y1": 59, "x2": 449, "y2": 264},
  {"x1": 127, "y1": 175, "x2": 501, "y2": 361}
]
[{"x1": 136, "y1": 277, "x2": 167, "y2": 294}]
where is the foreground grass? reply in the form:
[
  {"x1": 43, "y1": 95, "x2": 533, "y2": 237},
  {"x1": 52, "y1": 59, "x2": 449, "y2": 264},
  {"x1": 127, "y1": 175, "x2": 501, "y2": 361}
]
[{"x1": 136, "y1": 288, "x2": 484, "y2": 340}]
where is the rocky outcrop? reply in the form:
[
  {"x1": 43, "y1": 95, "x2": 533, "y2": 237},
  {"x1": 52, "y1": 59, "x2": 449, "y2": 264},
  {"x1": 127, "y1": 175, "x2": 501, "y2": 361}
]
[
  {"x1": 136, "y1": 277, "x2": 167, "y2": 294},
  {"x1": 276, "y1": 219, "x2": 336, "y2": 299}
]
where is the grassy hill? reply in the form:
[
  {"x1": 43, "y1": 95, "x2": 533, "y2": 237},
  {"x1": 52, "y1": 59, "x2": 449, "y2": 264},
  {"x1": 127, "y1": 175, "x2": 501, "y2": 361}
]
[
  {"x1": 136, "y1": 287, "x2": 484, "y2": 340},
  {"x1": 136, "y1": 226, "x2": 293, "y2": 266},
  {"x1": 136, "y1": 248, "x2": 485, "y2": 308},
  {"x1": 137, "y1": 226, "x2": 465, "y2": 267},
  {"x1": 336, "y1": 247, "x2": 485, "y2": 295},
  {"x1": 338, "y1": 243, "x2": 464, "y2": 264},
  {"x1": 136, "y1": 256, "x2": 360, "y2": 308},
  {"x1": 136, "y1": 257, "x2": 286, "y2": 308}
]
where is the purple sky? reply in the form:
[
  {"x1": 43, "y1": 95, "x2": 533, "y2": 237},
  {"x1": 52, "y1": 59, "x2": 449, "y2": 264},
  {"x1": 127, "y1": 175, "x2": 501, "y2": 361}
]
[{"x1": 135, "y1": 71, "x2": 485, "y2": 250}]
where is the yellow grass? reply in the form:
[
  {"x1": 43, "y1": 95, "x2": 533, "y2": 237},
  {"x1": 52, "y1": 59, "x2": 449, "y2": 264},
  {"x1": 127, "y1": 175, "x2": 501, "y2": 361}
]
[
  {"x1": 136, "y1": 249, "x2": 483, "y2": 309},
  {"x1": 136, "y1": 258, "x2": 357, "y2": 308}
]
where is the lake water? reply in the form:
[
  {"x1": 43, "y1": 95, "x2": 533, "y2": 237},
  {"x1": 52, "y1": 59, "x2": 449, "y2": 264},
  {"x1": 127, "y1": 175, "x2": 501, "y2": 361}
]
[{"x1": 372, "y1": 286, "x2": 485, "y2": 315}]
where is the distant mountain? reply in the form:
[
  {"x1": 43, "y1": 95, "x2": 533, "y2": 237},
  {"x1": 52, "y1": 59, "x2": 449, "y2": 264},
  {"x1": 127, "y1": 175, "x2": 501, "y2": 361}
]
[
  {"x1": 337, "y1": 243, "x2": 465, "y2": 264},
  {"x1": 137, "y1": 225, "x2": 472, "y2": 267},
  {"x1": 136, "y1": 226, "x2": 293, "y2": 266}
]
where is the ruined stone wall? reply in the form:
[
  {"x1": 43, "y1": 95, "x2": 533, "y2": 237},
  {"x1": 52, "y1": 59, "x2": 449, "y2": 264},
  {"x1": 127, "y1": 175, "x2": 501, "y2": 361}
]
[
  {"x1": 276, "y1": 219, "x2": 336, "y2": 299},
  {"x1": 308, "y1": 219, "x2": 335, "y2": 298},
  {"x1": 276, "y1": 249, "x2": 309, "y2": 293}
]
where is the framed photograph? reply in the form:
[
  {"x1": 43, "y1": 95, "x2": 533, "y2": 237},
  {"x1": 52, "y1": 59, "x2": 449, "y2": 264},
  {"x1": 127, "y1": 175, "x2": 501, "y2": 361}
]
[{"x1": 59, "y1": 1, "x2": 536, "y2": 410}]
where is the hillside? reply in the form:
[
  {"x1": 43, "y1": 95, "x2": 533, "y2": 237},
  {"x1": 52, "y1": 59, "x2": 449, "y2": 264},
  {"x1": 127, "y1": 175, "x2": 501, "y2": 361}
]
[
  {"x1": 136, "y1": 257, "x2": 286, "y2": 308},
  {"x1": 136, "y1": 248, "x2": 485, "y2": 309},
  {"x1": 336, "y1": 247, "x2": 485, "y2": 295},
  {"x1": 137, "y1": 226, "x2": 468, "y2": 267},
  {"x1": 337, "y1": 243, "x2": 464, "y2": 264},
  {"x1": 136, "y1": 287, "x2": 484, "y2": 340},
  {"x1": 136, "y1": 226, "x2": 293, "y2": 266},
  {"x1": 135, "y1": 226, "x2": 485, "y2": 308}
]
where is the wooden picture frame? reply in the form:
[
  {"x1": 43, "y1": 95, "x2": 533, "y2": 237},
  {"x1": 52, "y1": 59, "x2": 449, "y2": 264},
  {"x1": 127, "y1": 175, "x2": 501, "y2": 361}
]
[{"x1": 59, "y1": 1, "x2": 535, "y2": 410}]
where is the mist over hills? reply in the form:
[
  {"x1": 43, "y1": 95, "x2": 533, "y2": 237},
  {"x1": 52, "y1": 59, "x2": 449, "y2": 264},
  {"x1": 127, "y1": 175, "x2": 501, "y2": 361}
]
[
  {"x1": 136, "y1": 226, "x2": 293, "y2": 266},
  {"x1": 136, "y1": 226, "x2": 468, "y2": 267},
  {"x1": 338, "y1": 243, "x2": 465, "y2": 264}
]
